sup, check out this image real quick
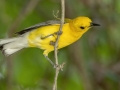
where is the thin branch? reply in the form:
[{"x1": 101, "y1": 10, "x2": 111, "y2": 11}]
[{"x1": 52, "y1": 0, "x2": 65, "y2": 90}]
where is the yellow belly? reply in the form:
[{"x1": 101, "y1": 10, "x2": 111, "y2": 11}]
[{"x1": 27, "y1": 23, "x2": 82, "y2": 55}]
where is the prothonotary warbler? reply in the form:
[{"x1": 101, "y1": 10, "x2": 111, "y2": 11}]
[{"x1": 0, "y1": 16, "x2": 100, "y2": 66}]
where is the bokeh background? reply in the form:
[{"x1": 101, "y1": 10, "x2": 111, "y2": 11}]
[{"x1": 0, "y1": 0, "x2": 120, "y2": 90}]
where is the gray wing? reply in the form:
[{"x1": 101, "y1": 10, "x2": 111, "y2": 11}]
[{"x1": 15, "y1": 20, "x2": 61, "y2": 35}]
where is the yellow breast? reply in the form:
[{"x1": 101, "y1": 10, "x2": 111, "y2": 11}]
[{"x1": 27, "y1": 23, "x2": 83, "y2": 56}]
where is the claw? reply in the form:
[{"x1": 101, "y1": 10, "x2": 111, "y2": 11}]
[
  {"x1": 49, "y1": 41, "x2": 55, "y2": 46},
  {"x1": 53, "y1": 62, "x2": 66, "y2": 71},
  {"x1": 53, "y1": 64, "x2": 59, "y2": 68},
  {"x1": 55, "y1": 31, "x2": 63, "y2": 35}
]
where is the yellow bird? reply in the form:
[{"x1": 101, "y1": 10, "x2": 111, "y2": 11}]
[{"x1": 0, "y1": 16, "x2": 99, "y2": 66}]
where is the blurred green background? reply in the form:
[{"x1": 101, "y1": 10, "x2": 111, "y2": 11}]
[{"x1": 0, "y1": 0, "x2": 120, "y2": 90}]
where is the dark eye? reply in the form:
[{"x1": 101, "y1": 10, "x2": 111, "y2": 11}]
[{"x1": 80, "y1": 26, "x2": 85, "y2": 29}]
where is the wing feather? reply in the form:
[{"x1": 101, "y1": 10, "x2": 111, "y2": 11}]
[{"x1": 15, "y1": 20, "x2": 61, "y2": 35}]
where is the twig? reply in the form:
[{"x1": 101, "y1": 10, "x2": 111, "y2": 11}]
[
  {"x1": 53, "y1": 10, "x2": 59, "y2": 19},
  {"x1": 52, "y1": 0, "x2": 65, "y2": 90},
  {"x1": 6, "y1": 0, "x2": 40, "y2": 90}
]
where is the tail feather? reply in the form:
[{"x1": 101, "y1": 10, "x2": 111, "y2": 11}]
[
  {"x1": 2, "y1": 48, "x2": 22, "y2": 56},
  {"x1": 0, "y1": 38, "x2": 18, "y2": 45},
  {"x1": 0, "y1": 35, "x2": 28, "y2": 56}
]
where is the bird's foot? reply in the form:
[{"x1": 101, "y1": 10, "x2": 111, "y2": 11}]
[
  {"x1": 53, "y1": 62, "x2": 66, "y2": 71},
  {"x1": 49, "y1": 41, "x2": 55, "y2": 46},
  {"x1": 55, "y1": 31, "x2": 63, "y2": 35}
]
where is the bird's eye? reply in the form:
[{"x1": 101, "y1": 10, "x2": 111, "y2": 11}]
[{"x1": 80, "y1": 26, "x2": 85, "y2": 29}]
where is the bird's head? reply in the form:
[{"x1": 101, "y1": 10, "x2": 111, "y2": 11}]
[{"x1": 71, "y1": 16, "x2": 100, "y2": 33}]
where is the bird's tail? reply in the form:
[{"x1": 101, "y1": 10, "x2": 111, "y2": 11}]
[{"x1": 0, "y1": 36, "x2": 28, "y2": 56}]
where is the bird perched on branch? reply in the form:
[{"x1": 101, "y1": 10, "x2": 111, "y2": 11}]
[{"x1": 0, "y1": 16, "x2": 100, "y2": 66}]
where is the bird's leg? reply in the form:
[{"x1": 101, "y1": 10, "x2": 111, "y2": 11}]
[
  {"x1": 42, "y1": 31, "x2": 62, "y2": 68},
  {"x1": 41, "y1": 33, "x2": 55, "y2": 39},
  {"x1": 55, "y1": 31, "x2": 63, "y2": 35},
  {"x1": 49, "y1": 41, "x2": 59, "y2": 54},
  {"x1": 44, "y1": 55, "x2": 57, "y2": 68},
  {"x1": 49, "y1": 41, "x2": 55, "y2": 46},
  {"x1": 49, "y1": 31, "x2": 63, "y2": 46},
  {"x1": 41, "y1": 31, "x2": 63, "y2": 40}
]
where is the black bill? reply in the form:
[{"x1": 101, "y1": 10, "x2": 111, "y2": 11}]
[{"x1": 91, "y1": 23, "x2": 100, "y2": 26}]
